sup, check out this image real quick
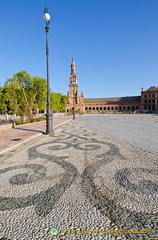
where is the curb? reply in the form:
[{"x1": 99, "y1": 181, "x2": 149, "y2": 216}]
[{"x1": 0, "y1": 119, "x2": 72, "y2": 155}]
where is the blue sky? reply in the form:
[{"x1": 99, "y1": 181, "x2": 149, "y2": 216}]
[{"x1": 0, "y1": 0, "x2": 158, "y2": 98}]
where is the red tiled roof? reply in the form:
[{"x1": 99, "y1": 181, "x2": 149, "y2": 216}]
[
  {"x1": 143, "y1": 86, "x2": 158, "y2": 92},
  {"x1": 84, "y1": 96, "x2": 141, "y2": 103}
]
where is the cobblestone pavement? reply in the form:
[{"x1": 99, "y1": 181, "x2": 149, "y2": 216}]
[
  {"x1": 0, "y1": 119, "x2": 157, "y2": 239},
  {"x1": 76, "y1": 114, "x2": 158, "y2": 156}
]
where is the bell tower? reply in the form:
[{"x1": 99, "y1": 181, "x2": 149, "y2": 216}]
[
  {"x1": 67, "y1": 58, "x2": 84, "y2": 114},
  {"x1": 68, "y1": 58, "x2": 78, "y2": 105}
]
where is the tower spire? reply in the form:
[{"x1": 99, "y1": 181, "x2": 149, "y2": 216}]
[
  {"x1": 67, "y1": 58, "x2": 84, "y2": 115},
  {"x1": 69, "y1": 57, "x2": 77, "y2": 84},
  {"x1": 71, "y1": 57, "x2": 75, "y2": 73}
]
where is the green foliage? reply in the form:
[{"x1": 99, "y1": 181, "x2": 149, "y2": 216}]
[
  {"x1": 1, "y1": 71, "x2": 68, "y2": 117},
  {"x1": 3, "y1": 71, "x2": 47, "y2": 119},
  {"x1": 0, "y1": 87, "x2": 7, "y2": 114},
  {"x1": 50, "y1": 93, "x2": 68, "y2": 112},
  {"x1": 30, "y1": 117, "x2": 46, "y2": 123},
  {"x1": 13, "y1": 117, "x2": 46, "y2": 125},
  {"x1": 60, "y1": 95, "x2": 69, "y2": 111},
  {"x1": 31, "y1": 77, "x2": 47, "y2": 111}
]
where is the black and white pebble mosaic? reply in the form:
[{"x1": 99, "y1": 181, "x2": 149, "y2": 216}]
[{"x1": 0, "y1": 121, "x2": 157, "y2": 239}]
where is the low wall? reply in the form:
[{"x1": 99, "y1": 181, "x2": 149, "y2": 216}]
[{"x1": 0, "y1": 123, "x2": 15, "y2": 131}]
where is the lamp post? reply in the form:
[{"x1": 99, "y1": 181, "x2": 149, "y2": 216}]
[
  {"x1": 73, "y1": 103, "x2": 75, "y2": 119},
  {"x1": 73, "y1": 89, "x2": 75, "y2": 119},
  {"x1": 44, "y1": 8, "x2": 53, "y2": 134}
]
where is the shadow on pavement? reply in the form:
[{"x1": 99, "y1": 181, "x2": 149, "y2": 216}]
[{"x1": 14, "y1": 128, "x2": 45, "y2": 133}]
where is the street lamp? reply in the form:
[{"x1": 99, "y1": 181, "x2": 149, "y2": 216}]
[
  {"x1": 72, "y1": 106, "x2": 75, "y2": 119},
  {"x1": 73, "y1": 90, "x2": 75, "y2": 119},
  {"x1": 44, "y1": 8, "x2": 53, "y2": 134}
]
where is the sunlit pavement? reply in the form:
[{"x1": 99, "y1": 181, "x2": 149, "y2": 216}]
[
  {"x1": 76, "y1": 113, "x2": 158, "y2": 156},
  {"x1": 0, "y1": 115, "x2": 157, "y2": 239},
  {"x1": 0, "y1": 116, "x2": 71, "y2": 154}
]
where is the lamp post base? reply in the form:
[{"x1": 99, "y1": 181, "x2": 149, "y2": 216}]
[
  {"x1": 72, "y1": 107, "x2": 75, "y2": 120},
  {"x1": 45, "y1": 112, "x2": 53, "y2": 134}
]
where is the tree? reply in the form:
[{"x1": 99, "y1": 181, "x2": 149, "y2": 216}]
[
  {"x1": 0, "y1": 87, "x2": 7, "y2": 114},
  {"x1": 31, "y1": 76, "x2": 47, "y2": 112},
  {"x1": 4, "y1": 71, "x2": 47, "y2": 118},
  {"x1": 4, "y1": 71, "x2": 32, "y2": 117},
  {"x1": 50, "y1": 93, "x2": 68, "y2": 112},
  {"x1": 2, "y1": 70, "x2": 67, "y2": 118},
  {"x1": 60, "y1": 95, "x2": 68, "y2": 111},
  {"x1": 4, "y1": 78, "x2": 21, "y2": 114}
]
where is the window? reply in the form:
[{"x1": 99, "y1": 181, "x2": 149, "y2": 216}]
[
  {"x1": 104, "y1": 107, "x2": 106, "y2": 110},
  {"x1": 100, "y1": 107, "x2": 102, "y2": 110}
]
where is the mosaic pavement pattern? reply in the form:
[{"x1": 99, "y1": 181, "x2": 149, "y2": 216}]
[{"x1": 0, "y1": 120, "x2": 157, "y2": 239}]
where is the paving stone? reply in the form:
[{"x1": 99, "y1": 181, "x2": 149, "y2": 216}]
[
  {"x1": 0, "y1": 117, "x2": 157, "y2": 239},
  {"x1": 76, "y1": 113, "x2": 158, "y2": 155}
]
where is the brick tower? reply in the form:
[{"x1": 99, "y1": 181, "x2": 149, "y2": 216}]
[
  {"x1": 67, "y1": 58, "x2": 84, "y2": 114},
  {"x1": 68, "y1": 57, "x2": 78, "y2": 105}
]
